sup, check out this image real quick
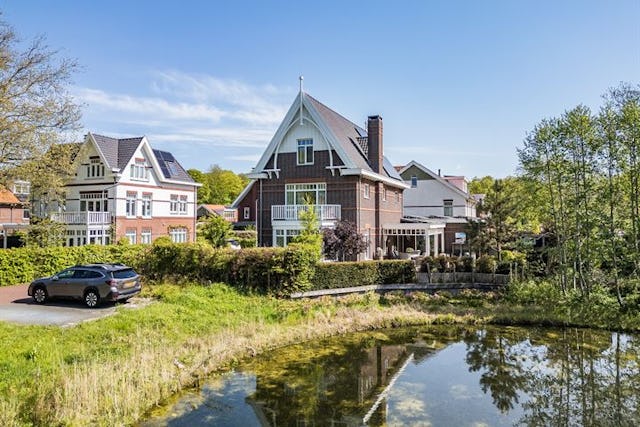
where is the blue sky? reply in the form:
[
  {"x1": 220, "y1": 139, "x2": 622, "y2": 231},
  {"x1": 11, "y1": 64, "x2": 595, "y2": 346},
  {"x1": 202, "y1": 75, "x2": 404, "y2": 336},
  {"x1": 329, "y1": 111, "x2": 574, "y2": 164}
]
[{"x1": 3, "y1": 1, "x2": 638, "y2": 178}]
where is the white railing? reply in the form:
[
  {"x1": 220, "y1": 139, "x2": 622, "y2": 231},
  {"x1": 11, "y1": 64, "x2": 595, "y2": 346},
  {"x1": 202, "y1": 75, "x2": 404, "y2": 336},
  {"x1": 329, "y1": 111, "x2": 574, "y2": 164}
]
[
  {"x1": 271, "y1": 204, "x2": 341, "y2": 221},
  {"x1": 51, "y1": 211, "x2": 112, "y2": 225}
]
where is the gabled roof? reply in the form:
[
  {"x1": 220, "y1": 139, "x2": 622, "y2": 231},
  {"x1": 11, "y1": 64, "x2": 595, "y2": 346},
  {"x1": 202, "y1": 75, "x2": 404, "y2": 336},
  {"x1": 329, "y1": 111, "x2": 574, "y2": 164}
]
[
  {"x1": 250, "y1": 92, "x2": 406, "y2": 188},
  {"x1": 0, "y1": 189, "x2": 22, "y2": 205},
  {"x1": 399, "y1": 160, "x2": 473, "y2": 200},
  {"x1": 305, "y1": 94, "x2": 402, "y2": 182},
  {"x1": 87, "y1": 133, "x2": 195, "y2": 184},
  {"x1": 91, "y1": 134, "x2": 144, "y2": 171}
]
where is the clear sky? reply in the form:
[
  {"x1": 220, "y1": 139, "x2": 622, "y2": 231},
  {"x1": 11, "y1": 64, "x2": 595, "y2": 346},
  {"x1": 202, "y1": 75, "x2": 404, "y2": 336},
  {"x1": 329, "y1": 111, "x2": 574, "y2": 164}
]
[{"x1": 3, "y1": 1, "x2": 638, "y2": 178}]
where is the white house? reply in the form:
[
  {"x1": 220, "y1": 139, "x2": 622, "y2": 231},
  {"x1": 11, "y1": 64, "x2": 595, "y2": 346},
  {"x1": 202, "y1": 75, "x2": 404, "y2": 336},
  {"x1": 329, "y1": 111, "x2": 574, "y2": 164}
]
[
  {"x1": 52, "y1": 133, "x2": 199, "y2": 246},
  {"x1": 398, "y1": 160, "x2": 476, "y2": 218}
]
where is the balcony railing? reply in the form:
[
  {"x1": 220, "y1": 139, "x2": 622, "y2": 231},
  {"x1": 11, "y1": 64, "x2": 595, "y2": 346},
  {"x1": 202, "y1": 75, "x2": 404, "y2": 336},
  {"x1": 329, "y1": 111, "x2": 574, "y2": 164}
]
[
  {"x1": 51, "y1": 211, "x2": 112, "y2": 225},
  {"x1": 271, "y1": 204, "x2": 341, "y2": 221}
]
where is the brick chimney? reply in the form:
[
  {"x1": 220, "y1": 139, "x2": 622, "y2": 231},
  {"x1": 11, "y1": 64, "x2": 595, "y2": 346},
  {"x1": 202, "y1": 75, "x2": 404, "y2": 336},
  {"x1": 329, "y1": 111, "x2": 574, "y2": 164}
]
[{"x1": 367, "y1": 115, "x2": 383, "y2": 173}]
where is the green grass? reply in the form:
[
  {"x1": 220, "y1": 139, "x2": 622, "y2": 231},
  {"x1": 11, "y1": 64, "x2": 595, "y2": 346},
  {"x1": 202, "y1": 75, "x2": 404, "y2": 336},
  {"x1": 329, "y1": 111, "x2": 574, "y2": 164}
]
[{"x1": 2, "y1": 280, "x2": 640, "y2": 426}]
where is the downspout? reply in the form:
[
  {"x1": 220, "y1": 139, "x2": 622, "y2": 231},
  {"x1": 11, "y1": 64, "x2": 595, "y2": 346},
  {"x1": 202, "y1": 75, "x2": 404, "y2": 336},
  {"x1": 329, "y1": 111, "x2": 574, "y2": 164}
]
[
  {"x1": 193, "y1": 184, "x2": 198, "y2": 242},
  {"x1": 259, "y1": 179, "x2": 263, "y2": 246}
]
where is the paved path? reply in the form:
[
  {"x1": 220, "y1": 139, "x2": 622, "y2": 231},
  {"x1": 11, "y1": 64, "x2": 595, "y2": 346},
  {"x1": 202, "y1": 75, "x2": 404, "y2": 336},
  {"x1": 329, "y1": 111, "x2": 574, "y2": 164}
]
[{"x1": 0, "y1": 284, "x2": 147, "y2": 326}]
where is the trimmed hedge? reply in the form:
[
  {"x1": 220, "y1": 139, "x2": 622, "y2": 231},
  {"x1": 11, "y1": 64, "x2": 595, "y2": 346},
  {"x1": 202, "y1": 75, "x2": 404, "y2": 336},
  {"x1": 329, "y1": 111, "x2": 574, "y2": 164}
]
[
  {"x1": 1, "y1": 243, "x2": 417, "y2": 296},
  {"x1": 0, "y1": 245, "x2": 149, "y2": 286},
  {"x1": 311, "y1": 260, "x2": 415, "y2": 290}
]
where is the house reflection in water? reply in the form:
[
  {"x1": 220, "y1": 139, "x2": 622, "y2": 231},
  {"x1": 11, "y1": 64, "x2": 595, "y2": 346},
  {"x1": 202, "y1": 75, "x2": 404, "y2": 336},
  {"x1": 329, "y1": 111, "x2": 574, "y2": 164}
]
[{"x1": 245, "y1": 340, "x2": 438, "y2": 426}]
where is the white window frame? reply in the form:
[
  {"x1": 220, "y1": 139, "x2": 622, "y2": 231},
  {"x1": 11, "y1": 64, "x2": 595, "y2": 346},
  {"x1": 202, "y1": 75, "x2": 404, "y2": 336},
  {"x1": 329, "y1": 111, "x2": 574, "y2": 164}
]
[
  {"x1": 444, "y1": 199, "x2": 453, "y2": 216},
  {"x1": 285, "y1": 183, "x2": 326, "y2": 205},
  {"x1": 382, "y1": 187, "x2": 387, "y2": 202},
  {"x1": 126, "y1": 192, "x2": 137, "y2": 218},
  {"x1": 140, "y1": 229, "x2": 152, "y2": 244},
  {"x1": 274, "y1": 229, "x2": 300, "y2": 247},
  {"x1": 243, "y1": 207, "x2": 250, "y2": 219},
  {"x1": 297, "y1": 138, "x2": 314, "y2": 165},
  {"x1": 179, "y1": 195, "x2": 188, "y2": 214},
  {"x1": 169, "y1": 227, "x2": 188, "y2": 243},
  {"x1": 141, "y1": 193, "x2": 152, "y2": 218},
  {"x1": 125, "y1": 229, "x2": 137, "y2": 244},
  {"x1": 363, "y1": 183, "x2": 370, "y2": 199},
  {"x1": 130, "y1": 159, "x2": 149, "y2": 181},
  {"x1": 170, "y1": 194, "x2": 179, "y2": 214},
  {"x1": 86, "y1": 157, "x2": 105, "y2": 179},
  {"x1": 411, "y1": 176, "x2": 418, "y2": 188}
]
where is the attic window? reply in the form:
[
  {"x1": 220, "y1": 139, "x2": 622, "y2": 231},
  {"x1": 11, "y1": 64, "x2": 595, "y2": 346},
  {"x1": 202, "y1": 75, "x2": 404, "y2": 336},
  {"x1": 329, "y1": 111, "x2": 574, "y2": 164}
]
[
  {"x1": 297, "y1": 139, "x2": 313, "y2": 165},
  {"x1": 130, "y1": 159, "x2": 149, "y2": 181},
  {"x1": 411, "y1": 176, "x2": 417, "y2": 188},
  {"x1": 86, "y1": 158, "x2": 105, "y2": 178}
]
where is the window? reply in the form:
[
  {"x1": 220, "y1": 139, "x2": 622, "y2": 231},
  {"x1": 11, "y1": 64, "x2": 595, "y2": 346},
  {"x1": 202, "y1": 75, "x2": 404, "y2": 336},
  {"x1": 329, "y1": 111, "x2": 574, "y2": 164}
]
[
  {"x1": 382, "y1": 188, "x2": 387, "y2": 202},
  {"x1": 274, "y1": 229, "x2": 300, "y2": 247},
  {"x1": 170, "y1": 195, "x2": 179, "y2": 214},
  {"x1": 86, "y1": 157, "x2": 105, "y2": 178},
  {"x1": 244, "y1": 207, "x2": 251, "y2": 219},
  {"x1": 141, "y1": 229, "x2": 152, "y2": 244},
  {"x1": 130, "y1": 158, "x2": 149, "y2": 181},
  {"x1": 126, "y1": 192, "x2": 137, "y2": 217},
  {"x1": 169, "y1": 227, "x2": 188, "y2": 243},
  {"x1": 125, "y1": 228, "x2": 137, "y2": 244},
  {"x1": 141, "y1": 193, "x2": 152, "y2": 218},
  {"x1": 297, "y1": 139, "x2": 314, "y2": 165},
  {"x1": 22, "y1": 209, "x2": 30, "y2": 220},
  {"x1": 285, "y1": 183, "x2": 326, "y2": 205},
  {"x1": 411, "y1": 176, "x2": 418, "y2": 188},
  {"x1": 80, "y1": 192, "x2": 107, "y2": 212},
  {"x1": 363, "y1": 184, "x2": 370, "y2": 199},
  {"x1": 12, "y1": 181, "x2": 30, "y2": 195},
  {"x1": 444, "y1": 199, "x2": 453, "y2": 216},
  {"x1": 179, "y1": 195, "x2": 188, "y2": 214}
]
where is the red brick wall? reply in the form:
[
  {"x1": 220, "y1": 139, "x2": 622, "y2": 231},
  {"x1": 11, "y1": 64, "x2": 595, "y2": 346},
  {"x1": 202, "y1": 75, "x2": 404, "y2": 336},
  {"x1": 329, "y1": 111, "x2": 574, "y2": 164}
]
[
  {"x1": 0, "y1": 205, "x2": 28, "y2": 225},
  {"x1": 114, "y1": 216, "x2": 195, "y2": 242}
]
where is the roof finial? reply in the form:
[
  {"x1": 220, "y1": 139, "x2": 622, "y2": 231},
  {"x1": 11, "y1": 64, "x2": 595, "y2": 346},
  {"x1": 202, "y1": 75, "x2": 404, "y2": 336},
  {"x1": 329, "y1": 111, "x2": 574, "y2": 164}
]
[{"x1": 299, "y1": 75, "x2": 304, "y2": 126}]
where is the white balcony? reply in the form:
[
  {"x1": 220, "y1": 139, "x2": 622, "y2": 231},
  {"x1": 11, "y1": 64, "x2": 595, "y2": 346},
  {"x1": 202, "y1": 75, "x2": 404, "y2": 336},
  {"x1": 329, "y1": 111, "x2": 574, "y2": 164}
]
[
  {"x1": 51, "y1": 211, "x2": 112, "y2": 226},
  {"x1": 271, "y1": 204, "x2": 341, "y2": 222}
]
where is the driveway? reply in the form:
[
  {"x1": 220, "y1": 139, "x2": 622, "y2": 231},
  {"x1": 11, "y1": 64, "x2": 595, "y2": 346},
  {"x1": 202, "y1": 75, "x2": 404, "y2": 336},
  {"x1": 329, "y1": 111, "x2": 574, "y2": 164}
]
[{"x1": 0, "y1": 284, "x2": 147, "y2": 326}]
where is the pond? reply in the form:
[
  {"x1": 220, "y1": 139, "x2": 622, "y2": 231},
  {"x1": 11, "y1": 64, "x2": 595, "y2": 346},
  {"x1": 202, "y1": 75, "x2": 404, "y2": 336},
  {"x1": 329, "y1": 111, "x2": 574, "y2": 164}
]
[{"x1": 142, "y1": 326, "x2": 640, "y2": 426}]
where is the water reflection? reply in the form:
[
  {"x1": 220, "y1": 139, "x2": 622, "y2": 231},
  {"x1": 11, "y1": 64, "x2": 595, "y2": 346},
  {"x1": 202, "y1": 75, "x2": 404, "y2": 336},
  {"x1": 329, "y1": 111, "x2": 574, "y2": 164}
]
[{"x1": 143, "y1": 326, "x2": 640, "y2": 426}]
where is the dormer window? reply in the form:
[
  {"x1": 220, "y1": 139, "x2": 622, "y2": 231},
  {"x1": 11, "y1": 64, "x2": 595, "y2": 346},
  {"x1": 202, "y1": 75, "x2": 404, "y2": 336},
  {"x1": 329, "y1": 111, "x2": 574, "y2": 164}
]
[
  {"x1": 130, "y1": 158, "x2": 149, "y2": 181},
  {"x1": 297, "y1": 139, "x2": 313, "y2": 165},
  {"x1": 86, "y1": 157, "x2": 105, "y2": 178}
]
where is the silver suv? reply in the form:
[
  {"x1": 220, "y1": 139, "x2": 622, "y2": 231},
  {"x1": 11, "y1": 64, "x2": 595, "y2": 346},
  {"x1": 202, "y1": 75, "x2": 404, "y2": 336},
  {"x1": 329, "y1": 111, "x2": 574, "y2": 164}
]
[{"x1": 28, "y1": 263, "x2": 142, "y2": 308}]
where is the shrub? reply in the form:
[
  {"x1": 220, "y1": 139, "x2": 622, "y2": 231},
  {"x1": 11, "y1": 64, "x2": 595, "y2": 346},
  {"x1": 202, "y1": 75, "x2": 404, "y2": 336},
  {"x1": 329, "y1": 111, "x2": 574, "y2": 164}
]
[
  {"x1": 231, "y1": 230, "x2": 257, "y2": 248},
  {"x1": 311, "y1": 260, "x2": 415, "y2": 290},
  {"x1": 477, "y1": 255, "x2": 497, "y2": 273}
]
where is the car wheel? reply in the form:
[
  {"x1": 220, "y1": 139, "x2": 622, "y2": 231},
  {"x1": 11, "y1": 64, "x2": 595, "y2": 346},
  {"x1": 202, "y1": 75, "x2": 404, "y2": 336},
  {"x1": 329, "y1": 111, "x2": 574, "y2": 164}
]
[
  {"x1": 32, "y1": 287, "x2": 47, "y2": 304},
  {"x1": 84, "y1": 289, "x2": 100, "y2": 308}
]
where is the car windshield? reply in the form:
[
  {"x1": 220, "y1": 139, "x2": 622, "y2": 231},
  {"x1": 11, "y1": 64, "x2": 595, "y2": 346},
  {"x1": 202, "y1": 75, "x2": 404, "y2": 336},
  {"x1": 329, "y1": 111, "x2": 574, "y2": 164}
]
[{"x1": 112, "y1": 269, "x2": 137, "y2": 279}]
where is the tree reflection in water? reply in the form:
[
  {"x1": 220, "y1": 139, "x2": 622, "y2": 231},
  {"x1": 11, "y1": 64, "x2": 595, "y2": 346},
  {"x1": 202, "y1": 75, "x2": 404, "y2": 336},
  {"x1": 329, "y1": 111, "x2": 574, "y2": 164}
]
[{"x1": 144, "y1": 326, "x2": 640, "y2": 426}]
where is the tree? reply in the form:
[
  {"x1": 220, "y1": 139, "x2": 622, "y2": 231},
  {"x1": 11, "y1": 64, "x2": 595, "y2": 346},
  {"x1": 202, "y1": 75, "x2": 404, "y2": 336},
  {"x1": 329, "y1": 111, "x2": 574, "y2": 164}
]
[
  {"x1": 291, "y1": 198, "x2": 322, "y2": 250},
  {"x1": 187, "y1": 165, "x2": 248, "y2": 205},
  {"x1": 322, "y1": 220, "x2": 368, "y2": 261},
  {"x1": 198, "y1": 215, "x2": 231, "y2": 247},
  {"x1": 0, "y1": 20, "x2": 81, "y2": 188}
]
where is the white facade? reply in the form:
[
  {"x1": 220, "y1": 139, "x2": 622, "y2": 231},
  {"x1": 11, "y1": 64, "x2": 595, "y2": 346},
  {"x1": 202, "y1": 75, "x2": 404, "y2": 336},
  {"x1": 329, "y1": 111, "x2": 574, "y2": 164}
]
[
  {"x1": 400, "y1": 161, "x2": 476, "y2": 218},
  {"x1": 53, "y1": 134, "x2": 198, "y2": 246}
]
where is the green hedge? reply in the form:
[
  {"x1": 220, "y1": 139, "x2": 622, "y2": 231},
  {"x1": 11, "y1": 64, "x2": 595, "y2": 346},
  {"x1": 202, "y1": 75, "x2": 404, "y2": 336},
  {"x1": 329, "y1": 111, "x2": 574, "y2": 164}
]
[
  {"x1": 142, "y1": 241, "x2": 319, "y2": 296},
  {"x1": 311, "y1": 260, "x2": 415, "y2": 290},
  {"x1": 1, "y1": 243, "x2": 415, "y2": 296},
  {"x1": 0, "y1": 245, "x2": 149, "y2": 286}
]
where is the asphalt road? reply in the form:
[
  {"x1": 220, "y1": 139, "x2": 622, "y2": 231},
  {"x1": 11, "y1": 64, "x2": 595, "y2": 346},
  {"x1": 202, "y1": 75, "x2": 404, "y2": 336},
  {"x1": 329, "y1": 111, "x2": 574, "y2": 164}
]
[{"x1": 0, "y1": 284, "x2": 146, "y2": 326}]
